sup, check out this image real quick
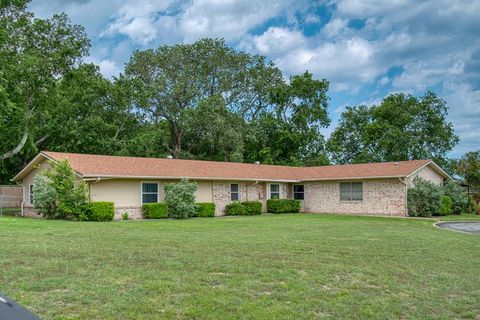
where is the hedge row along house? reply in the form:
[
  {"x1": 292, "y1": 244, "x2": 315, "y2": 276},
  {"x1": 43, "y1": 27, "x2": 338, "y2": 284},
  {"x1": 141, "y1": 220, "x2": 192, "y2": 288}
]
[{"x1": 13, "y1": 151, "x2": 450, "y2": 219}]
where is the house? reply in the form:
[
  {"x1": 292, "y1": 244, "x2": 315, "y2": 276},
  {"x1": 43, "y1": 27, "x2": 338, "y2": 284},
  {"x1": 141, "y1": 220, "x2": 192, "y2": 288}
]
[{"x1": 12, "y1": 151, "x2": 450, "y2": 219}]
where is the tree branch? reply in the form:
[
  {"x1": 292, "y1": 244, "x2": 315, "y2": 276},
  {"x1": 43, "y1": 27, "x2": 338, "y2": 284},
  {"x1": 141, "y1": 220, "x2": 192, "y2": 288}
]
[{"x1": 1, "y1": 125, "x2": 29, "y2": 160}]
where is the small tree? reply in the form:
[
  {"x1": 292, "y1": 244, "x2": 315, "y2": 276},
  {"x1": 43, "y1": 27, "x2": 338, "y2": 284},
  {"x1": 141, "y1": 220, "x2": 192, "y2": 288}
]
[
  {"x1": 33, "y1": 175, "x2": 57, "y2": 217},
  {"x1": 34, "y1": 160, "x2": 88, "y2": 219},
  {"x1": 408, "y1": 177, "x2": 443, "y2": 217},
  {"x1": 164, "y1": 179, "x2": 198, "y2": 219},
  {"x1": 443, "y1": 180, "x2": 469, "y2": 215}
]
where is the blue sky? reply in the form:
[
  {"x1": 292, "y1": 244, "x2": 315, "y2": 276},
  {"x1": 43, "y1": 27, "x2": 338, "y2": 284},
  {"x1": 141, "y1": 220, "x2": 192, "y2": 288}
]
[{"x1": 30, "y1": 0, "x2": 480, "y2": 157}]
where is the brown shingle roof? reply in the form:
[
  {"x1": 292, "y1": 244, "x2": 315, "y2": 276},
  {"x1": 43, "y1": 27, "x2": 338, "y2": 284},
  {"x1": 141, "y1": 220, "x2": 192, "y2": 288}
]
[{"x1": 35, "y1": 151, "x2": 438, "y2": 182}]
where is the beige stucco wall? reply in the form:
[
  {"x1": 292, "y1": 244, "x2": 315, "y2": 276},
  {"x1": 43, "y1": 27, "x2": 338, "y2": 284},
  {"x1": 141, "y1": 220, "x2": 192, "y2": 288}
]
[
  {"x1": 407, "y1": 165, "x2": 444, "y2": 187},
  {"x1": 89, "y1": 179, "x2": 213, "y2": 206},
  {"x1": 303, "y1": 179, "x2": 407, "y2": 216}
]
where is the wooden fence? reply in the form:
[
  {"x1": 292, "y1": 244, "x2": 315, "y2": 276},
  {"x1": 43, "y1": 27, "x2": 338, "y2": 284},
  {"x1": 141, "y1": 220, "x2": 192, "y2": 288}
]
[{"x1": 0, "y1": 185, "x2": 23, "y2": 208}]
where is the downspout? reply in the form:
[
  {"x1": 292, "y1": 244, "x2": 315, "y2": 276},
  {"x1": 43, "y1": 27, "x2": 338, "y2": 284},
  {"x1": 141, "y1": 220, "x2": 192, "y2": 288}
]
[{"x1": 398, "y1": 177, "x2": 408, "y2": 216}]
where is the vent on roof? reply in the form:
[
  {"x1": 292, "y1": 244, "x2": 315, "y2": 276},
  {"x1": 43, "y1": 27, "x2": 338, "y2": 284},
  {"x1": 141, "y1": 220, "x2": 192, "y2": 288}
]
[
  {"x1": 394, "y1": 162, "x2": 399, "y2": 165},
  {"x1": 255, "y1": 161, "x2": 260, "y2": 164},
  {"x1": 167, "y1": 155, "x2": 173, "y2": 159}
]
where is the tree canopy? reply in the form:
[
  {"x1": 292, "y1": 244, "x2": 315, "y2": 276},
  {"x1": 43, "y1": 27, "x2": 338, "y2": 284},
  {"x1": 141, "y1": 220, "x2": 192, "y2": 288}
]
[
  {"x1": 327, "y1": 92, "x2": 459, "y2": 165},
  {"x1": 0, "y1": 1, "x2": 469, "y2": 184}
]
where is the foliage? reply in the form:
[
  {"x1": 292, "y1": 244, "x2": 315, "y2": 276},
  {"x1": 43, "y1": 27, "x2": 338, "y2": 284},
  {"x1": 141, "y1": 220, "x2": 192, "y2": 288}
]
[
  {"x1": 44, "y1": 160, "x2": 88, "y2": 220},
  {"x1": 456, "y1": 150, "x2": 480, "y2": 189},
  {"x1": 439, "y1": 196, "x2": 453, "y2": 216},
  {"x1": 83, "y1": 202, "x2": 114, "y2": 222},
  {"x1": 195, "y1": 202, "x2": 215, "y2": 217},
  {"x1": 32, "y1": 175, "x2": 56, "y2": 217},
  {"x1": 225, "y1": 202, "x2": 247, "y2": 216},
  {"x1": 327, "y1": 92, "x2": 459, "y2": 165},
  {"x1": 121, "y1": 212, "x2": 129, "y2": 220},
  {"x1": 442, "y1": 180, "x2": 469, "y2": 215},
  {"x1": 164, "y1": 179, "x2": 198, "y2": 219},
  {"x1": 267, "y1": 199, "x2": 301, "y2": 214},
  {"x1": 465, "y1": 196, "x2": 477, "y2": 215},
  {"x1": 33, "y1": 160, "x2": 88, "y2": 219},
  {"x1": 407, "y1": 178, "x2": 444, "y2": 217},
  {"x1": 242, "y1": 201, "x2": 263, "y2": 215},
  {"x1": 142, "y1": 203, "x2": 168, "y2": 219}
]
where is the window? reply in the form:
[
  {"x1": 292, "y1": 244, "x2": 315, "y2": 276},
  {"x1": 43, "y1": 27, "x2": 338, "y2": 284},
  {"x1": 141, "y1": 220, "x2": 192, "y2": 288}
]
[
  {"x1": 230, "y1": 184, "x2": 239, "y2": 201},
  {"x1": 29, "y1": 184, "x2": 34, "y2": 204},
  {"x1": 142, "y1": 182, "x2": 158, "y2": 204},
  {"x1": 293, "y1": 185, "x2": 304, "y2": 200},
  {"x1": 340, "y1": 182, "x2": 363, "y2": 201},
  {"x1": 270, "y1": 184, "x2": 280, "y2": 199}
]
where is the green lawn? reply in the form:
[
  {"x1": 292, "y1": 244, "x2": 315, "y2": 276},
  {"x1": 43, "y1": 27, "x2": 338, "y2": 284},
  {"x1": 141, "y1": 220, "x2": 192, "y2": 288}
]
[{"x1": 1, "y1": 214, "x2": 479, "y2": 319}]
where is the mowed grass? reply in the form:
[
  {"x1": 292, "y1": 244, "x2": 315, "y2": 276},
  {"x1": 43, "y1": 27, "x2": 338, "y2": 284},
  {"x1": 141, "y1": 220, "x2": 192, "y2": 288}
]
[{"x1": 1, "y1": 214, "x2": 479, "y2": 319}]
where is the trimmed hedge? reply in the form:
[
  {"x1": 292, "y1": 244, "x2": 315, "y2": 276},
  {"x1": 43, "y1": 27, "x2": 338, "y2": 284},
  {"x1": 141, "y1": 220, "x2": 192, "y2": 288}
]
[
  {"x1": 267, "y1": 199, "x2": 300, "y2": 214},
  {"x1": 84, "y1": 202, "x2": 115, "y2": 221},
  {"x1": 196, "y1": 202, "x2": 216, "y2": 217},
  {"x1": 242, "y1": 201, "x2": 262, "y2": 215},
  {"x1": 225, "y1": 202, "x2": 247, "y2": 215},
  {"x1": 143, "y1": 203, "x2": 168, "y2": 219}
]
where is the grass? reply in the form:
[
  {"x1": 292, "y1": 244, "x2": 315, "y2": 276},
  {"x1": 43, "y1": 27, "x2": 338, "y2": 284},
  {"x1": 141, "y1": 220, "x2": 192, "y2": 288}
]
[
  {"x1": 1, "y1": 214, "x2": 479, "y2": 319},
  {"x1": 437, "y1": 214, "x2": 480, "y2": 221}
]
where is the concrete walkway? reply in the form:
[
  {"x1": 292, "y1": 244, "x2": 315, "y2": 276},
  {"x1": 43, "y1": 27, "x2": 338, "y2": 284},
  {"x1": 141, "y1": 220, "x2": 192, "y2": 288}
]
[{"x1": 435, "y1": 222, "x2": 480, "y2": 234}]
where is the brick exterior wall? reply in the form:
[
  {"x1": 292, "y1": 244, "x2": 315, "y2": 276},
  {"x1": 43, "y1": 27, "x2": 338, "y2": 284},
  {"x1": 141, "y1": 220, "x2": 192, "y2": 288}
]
[
  {"x1": 303, "y1": 179, "x2": 407, "y2": 216},
  {"x1": 212, "y1": 182, "x2": 267, "y2": 216},
  {"x1": 22, "y1": 206, "x2": 40, "y2": 218},
  {"x1": 114, "y1": 206, "x2": 143, "y2": 220}
]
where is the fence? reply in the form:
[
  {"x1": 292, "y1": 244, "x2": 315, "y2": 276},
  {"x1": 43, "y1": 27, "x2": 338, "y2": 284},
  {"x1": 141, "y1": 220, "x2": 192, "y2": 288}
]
[{"x1": 0, "y1": 185, "x2": 23, "y2": 216}]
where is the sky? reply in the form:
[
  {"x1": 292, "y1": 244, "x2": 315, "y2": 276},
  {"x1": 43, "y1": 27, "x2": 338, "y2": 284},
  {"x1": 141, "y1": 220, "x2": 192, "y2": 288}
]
[{"x1": 29, "y1": 0, "x2": 480, "y2": 157}]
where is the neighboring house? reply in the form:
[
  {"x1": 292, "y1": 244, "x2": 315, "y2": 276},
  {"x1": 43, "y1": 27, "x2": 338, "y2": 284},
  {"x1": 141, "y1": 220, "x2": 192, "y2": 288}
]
[{"x1": 12, "y1": 151, "x2": 450, "y2": 219}]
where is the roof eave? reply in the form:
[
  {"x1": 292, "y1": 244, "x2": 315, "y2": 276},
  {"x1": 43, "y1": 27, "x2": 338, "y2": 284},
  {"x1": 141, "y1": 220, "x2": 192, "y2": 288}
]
[
  {"x1": 81, "y1": 174, "x2": 300, "y2": 183},
  {"x1": 300, "y1": 175, "x2": 407, "y2": 182}
]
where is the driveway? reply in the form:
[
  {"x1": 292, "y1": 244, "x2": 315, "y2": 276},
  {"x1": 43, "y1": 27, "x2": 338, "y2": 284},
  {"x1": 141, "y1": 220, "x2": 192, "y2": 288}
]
[{"x1": 435, "y1": 222, "x2": 480, "y2": 234}]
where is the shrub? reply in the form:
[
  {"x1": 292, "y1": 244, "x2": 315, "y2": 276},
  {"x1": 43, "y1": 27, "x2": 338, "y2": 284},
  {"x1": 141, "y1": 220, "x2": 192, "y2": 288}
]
[
  {"x1": 196, "y1": 202, "x2": 215, "y2": 217},
  {"x1": 225, "y1": 202, "x2": 247, "y2": 215},
  {"x1": 142, "y1": 203, "x2": 168, "y2": 219},
  {"x1": 164, "y1": 179, "x2": 198, "y2": 219},
  {"x1": 121, "y1": 212, "x2": 129, "y2": 220},
  {"x1": 465, "y1": 196, "x2": 477, "y2": 214},
  {"x1": 407, "y1": 177, "x2": 443, "y2": 217},
  {"x1": 34, "y1": 160, "x2": 88, "y2": 220},
  {"x1": 443, "y1": 180, "x2": 469, "y2": 215},
  {"x1": 439, "y1": 196, "x2": 452, "y2": 216},
  {"x1": 242, "y1": 201, "x2": 262, "y2": 215},
  {"x1": 33, "y1": 175, "x2": 56, "y2": 217},
  {"x1": 84, "y1": 202, "x2": 114, "y2": 222},
  {"x1": 267, "y1": 199, "x2": 300, "y2": 214}
]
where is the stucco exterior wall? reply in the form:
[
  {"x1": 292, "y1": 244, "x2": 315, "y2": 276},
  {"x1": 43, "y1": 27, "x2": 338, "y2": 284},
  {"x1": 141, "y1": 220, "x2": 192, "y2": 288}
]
[
  {"x1": 407, "y1": 165, "x2": 444, "y2": 187},
  {"x1": 303, "y1": 179, "x2": 407, "y2": 216}
]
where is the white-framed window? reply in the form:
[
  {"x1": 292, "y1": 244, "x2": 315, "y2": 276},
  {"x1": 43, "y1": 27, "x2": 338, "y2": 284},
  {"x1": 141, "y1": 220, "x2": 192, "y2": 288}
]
[
  {"x1": 141, "y1": 182, "x2": 159, "y2": 204},
  {"x1": 293, "y1": 184, "x2": 304, "y2": 200},
  {"x1": 29, "y1": 184, "x2": 34, "y2": 205},
  {"x1": 230, "y1": 183, "x2": 239, "y2": 201},
  {"x1": 340, "y1": 182, "x2": 363, "y2": 201},
  {"x1": 269, "y1": 184, "x2": 280, "y2": 199}
]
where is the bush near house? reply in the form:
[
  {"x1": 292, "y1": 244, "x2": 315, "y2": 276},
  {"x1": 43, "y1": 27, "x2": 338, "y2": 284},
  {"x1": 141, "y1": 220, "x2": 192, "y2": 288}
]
[
  {"x1": 443, "y1": 180, "x2": 469, "y2": 214},
  {"x1": 407, "y1": 178, "x2": 443, "y2": 217},
  {"x1": 196, "y1": 202, "x2": 215, "y2": 217},
  {"x1": 267, "y1": 199, "x2": 300, "y2": 214},
  {"x1": 242, "y1": 201, "x2": 262, "y2": 215},
  {"x1": 83, "y1": 202, "x2": 115, "y2": 222},
  {"x1": 439, "y1": 196, "x2": 453, "y2": 216},
  {"x1": 164, "y1": 179, "x2": 198, "y2": 219},
  {"x1": 225, "y1": 202, "x2": 247, "y2": 215},
  {"x1": 142, "y1": 203, "x2": 168, "y2": 219}
]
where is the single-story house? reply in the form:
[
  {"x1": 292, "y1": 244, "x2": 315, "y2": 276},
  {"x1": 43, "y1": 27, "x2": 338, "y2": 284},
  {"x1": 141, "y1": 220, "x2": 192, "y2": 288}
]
[{"x1": 13, "y1": 151, "x2": 450, "y2": 219}]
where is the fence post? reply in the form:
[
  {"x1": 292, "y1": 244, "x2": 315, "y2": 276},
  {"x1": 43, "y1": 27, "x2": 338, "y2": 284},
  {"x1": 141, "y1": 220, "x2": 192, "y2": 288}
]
[{"x1": 0, "y1": 194, "x2": 3, "y2": 217}]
